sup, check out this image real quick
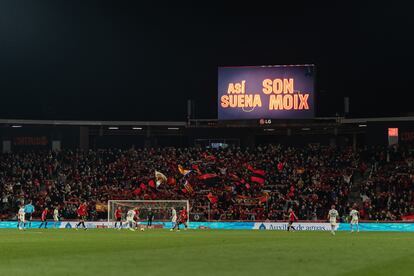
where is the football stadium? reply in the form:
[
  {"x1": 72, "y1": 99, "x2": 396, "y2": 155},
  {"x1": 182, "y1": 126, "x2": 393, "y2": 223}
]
[{"x1": 1, "y1": 2, "x2": 414, "y2": 276}]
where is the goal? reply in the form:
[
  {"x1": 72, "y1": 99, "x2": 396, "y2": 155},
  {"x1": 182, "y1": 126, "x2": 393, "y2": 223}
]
[{"x1": 107, "y1": 200, "x2": 190, "y2": 224}]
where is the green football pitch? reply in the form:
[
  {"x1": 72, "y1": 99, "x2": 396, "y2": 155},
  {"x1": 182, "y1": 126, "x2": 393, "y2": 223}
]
[{"x1": 1, "y1": 229, "x2": 414, "y2": 276}]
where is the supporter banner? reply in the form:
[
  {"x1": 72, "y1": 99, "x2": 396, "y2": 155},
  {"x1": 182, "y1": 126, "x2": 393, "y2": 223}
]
[
  {"x1": 253, "y1": 222, "x2": 337, "y2": 231},
  {"x1": 218, "y1": 65, "x2": 315, "y2": 120}
]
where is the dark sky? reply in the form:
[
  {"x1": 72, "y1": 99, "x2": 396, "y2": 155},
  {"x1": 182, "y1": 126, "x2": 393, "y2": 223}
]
[{"x1": 0, "y1": 1, "x2": 413, "y2": 121}]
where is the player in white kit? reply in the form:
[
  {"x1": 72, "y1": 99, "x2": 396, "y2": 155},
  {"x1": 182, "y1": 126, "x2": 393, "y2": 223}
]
[
  {"x1": 327, "y1": 205, "x2": 339, "y2": 235},
  {"x1": 126, "y1": 208, "x2": 137, "y2": 231},
  {"x1": 53, "y1": 206, "x2": 60, "y2": 228},
  {"x1": 349, "y1": 206, "x2": 359, "y2": 233},
  {"x1": 170, "y1": 207, "x2": 177, "y2": 231},
  {"x1": 18, "y1": 205, "x2": 25, "y2": 230}
]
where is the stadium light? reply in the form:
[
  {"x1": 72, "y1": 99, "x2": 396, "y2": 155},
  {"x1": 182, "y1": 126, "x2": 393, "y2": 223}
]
[
  {"x1": 264, "y1": 128, "x2": 275, "y2": 131},
  {"x1": 358, "y1": 124, "x2": 367, "y2": 127},
  {"x1": 132, "y1": 127, "x2": 142, "y2": 130},
  {"x1": 168, "y1": 127, "x2": 179, "y2": 130},
  {"x1": 301, "y1": 127, "x2": 310, "y2": 131},
  {"x1": 11, "y1": 125, "x2": 22, "y2": 128},
  {"x1": 108, "y1": 127, "x2": 119, "y2": 130}
]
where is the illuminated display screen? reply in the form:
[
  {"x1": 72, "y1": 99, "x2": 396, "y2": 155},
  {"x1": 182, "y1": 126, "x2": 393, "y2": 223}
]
[{"x1": 218, "y1": 65, "x2": 315, "y2": 120}]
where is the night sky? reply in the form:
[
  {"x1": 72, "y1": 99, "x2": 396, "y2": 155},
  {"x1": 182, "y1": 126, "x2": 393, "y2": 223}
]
[{"x1": 0, "y1": 1, "x2": 413, "y2": 121}]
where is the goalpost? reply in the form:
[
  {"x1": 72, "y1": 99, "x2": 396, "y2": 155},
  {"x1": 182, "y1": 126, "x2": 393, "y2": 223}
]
[{"x1": 107, "y1": 200, "x2": 190, "y2": 227}]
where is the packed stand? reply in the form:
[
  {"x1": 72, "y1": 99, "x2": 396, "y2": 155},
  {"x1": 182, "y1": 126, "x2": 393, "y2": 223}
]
[
  {"x1": 0, "y1": 144, "x2": 410, "y2": 221},
  {"x1": 359, "y1": 145, "x2": 414, "y2": 220}
]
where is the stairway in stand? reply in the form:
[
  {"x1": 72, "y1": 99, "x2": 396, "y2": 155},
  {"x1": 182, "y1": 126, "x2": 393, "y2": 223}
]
[{"x1": 348, "y1": 170, "x2": 363, "y2": 206}]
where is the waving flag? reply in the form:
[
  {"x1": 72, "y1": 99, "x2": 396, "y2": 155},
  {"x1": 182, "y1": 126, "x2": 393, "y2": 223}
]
[
  {"x1": 148, "y1": 179, "x2": 156, "y2": 188},
  {"x1": 133, "y1": 188, "x2": 141, "y2": 196},
  {"x1": 246, "y1": 164, "x2": 265, "y2": 176},
  {"x1": 155, "y1": 170, "x2": 167, "y2": 188},
  {"x1": 207, "y1": 192, "x2": 218, "y2": 204},
  {"x1": 246, "y1": 164, "x2": 266, "y2": 186},
  {"x1": 178, "y1": 165, "x2": 192, "y2": 176},
  {"x1": 258, "y1": 192, "x2": 270, "y2": 203},
  {"x1": 296, "y1": 167, "x2": 305, "y2": 174},
  {"x1": 167, "y1": 177, "x2": 176, "y2": 186},
  {"x1": 229, "y1": 173, "x2": 240, "y2": 181},
  {"x1": 251, "y1": 176, "x2": 265, "y2": 185},
  {"x1": 203, "y1": 153, "x2": 217, "y2": 162},
  {"x1": 191, "y1": 164, "x2": 202, "y2": 175},
  {"x1": 198, "y1": 173, "x2": 218, "y2": 180},
  {"x1": 277, "y1": 162, "x2": 284, "y2": 172},
  {"x1": 183, "y1": 180, "x2": 194, "y2": 194}
]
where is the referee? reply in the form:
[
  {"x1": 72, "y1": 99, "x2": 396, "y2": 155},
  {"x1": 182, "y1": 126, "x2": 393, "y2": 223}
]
[
  {"x1": 147, "y1": 208, "x2": 154, "y2": 228},
  {"x1": 24, "y1": 200, "x2": 35, "y2": 228}
]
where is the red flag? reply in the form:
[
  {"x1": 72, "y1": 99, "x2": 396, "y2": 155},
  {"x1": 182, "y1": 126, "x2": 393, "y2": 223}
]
[
  {"x1": 247, "y1": 164, "x2": 265, "y2": 176},
  {"x1": 277, "y1": 162, "x2": 284, "y2": 172},
  {"x1": 203, "y1": 153, "x2": 216, "y2": 161},
  {"x1": 167, "y1": 177, "x2": 176, "y2": 186},
  {"x1": 253, "y1": 169, "x2": 265, "y2": 176},
  {"x1": 207, "y1": 192, "x2": 218, "y2": 204},
  {"x1": 148, "y1": 179, "x2": 156, "y2": 188},
  {"x1": 198, "y1": 173, "x2": 218, "y2": 180},
  {"x1": 139, "y1": 183, "x2": 147, "y2": 190},
  {"x1": 191, "y1": 164, "x2": 201, "y2": 174},
  {"x1": 229, "y1": 173, "x2": 240, "y2": 181},
  {"x1": 250, "y1": 176, "x2": 265, "y2": 185}
]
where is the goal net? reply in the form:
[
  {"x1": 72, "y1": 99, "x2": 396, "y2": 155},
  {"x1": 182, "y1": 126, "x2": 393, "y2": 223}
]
[{"x1": 107, "y1": 200, "x2": 189, "y2": 225}]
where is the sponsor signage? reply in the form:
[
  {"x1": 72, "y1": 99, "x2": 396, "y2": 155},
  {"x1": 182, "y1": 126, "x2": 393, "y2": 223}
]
[{"x1": 253, "y1": 222, "x2": 337, "y2": 231}]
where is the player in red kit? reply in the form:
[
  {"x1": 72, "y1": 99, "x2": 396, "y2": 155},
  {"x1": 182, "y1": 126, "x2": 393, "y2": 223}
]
[
  {"x1": 133, "y1": 208, "x2": 140, "y2": 230},
  {"x1": 39, "y1": 207, "x2": 48, "y2": 229},
  {"x1": 76, "y1": 201, "x2": 88, "y2": 230},
  {"x1": 114, "y1": 207, "x2": 123, "y2": 229},
  {"x1": 177, "y1": 207, "x2": 188, "y2": 231},
  {"x1": 287, "y1": 208, "x2": 298, "y2": 231}
]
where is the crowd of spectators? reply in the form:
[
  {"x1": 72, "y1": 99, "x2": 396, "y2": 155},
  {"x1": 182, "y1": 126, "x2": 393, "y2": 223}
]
[
  {"x1": 0, "y1": 144, "x2": 412, "y2": 221},
  {"x1": 359, "y1": 145, "x2": 414, "y2": 220}
]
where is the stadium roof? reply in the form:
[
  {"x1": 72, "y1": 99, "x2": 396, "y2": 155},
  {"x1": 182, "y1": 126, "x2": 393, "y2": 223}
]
[
  {"x1": 1, "y1": 116, "x2": 413, "y2": 128},
  {"x1": 0, "y1": 119, "x2": 186, "y2": 127}
]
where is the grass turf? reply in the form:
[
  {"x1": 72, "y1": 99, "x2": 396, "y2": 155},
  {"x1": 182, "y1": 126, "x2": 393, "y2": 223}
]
[{"x1": 1, "y1": 229, "x2": 414, "y2": 276}]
